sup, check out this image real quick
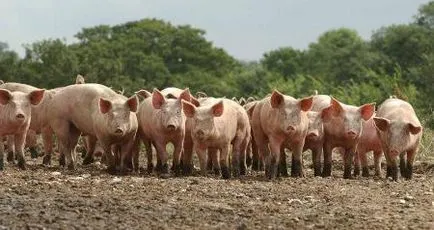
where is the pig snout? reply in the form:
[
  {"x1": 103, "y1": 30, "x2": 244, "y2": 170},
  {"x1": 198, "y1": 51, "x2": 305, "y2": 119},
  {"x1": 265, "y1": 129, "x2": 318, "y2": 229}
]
[
  {"x1": 167, "y1": 124, "x2": 176, "y2": 130},
  {"x1": 389, "y1": 149, "x2": 399, "y2": 157},
  {"x1": 346, "y1": 130, "x2": 358, "y2": 139},
  {"x1": 15, "y1": 113, "x2": 25, "y2": 120},
  {"x1": 306, "y1": 130, "x2": 319, "y2": 139},
  {"x1": 114, "y1": 127, "x2": 124, "y2": 135},
  {"x1": 286, "y1": 125, "x2": 295, "y2": 132},
  {"x1": 195, "y1": 129, "x2": 205, "y2": 140}
]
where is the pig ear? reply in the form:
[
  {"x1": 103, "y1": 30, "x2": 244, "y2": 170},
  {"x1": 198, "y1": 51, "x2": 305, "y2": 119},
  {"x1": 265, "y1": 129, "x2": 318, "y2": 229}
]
[
  {"x1": 182, "y1": 100, "x2": 196, "y2": 118},
  {"x1": 0, "y1": 89, "x2": 12, "y2": 105},
  {"x1": 359, "y1": 103, "x2": 376, "y2": 121},
  {"x1": 408, "y1": 123, "x2": 422, "y2": 135},
  {"x1": 152, "y1": 88, "x2": 165, "y2": 109},
  {"x1": 246, "y1": 102, "x2": 257, "y2": 117},
  {"x1": 190, "y1": 97, "x2": 200, "y2": 107},
  {"x1": 270, "y1": 90, "x2": 284, "y2": 108},
  {"x1": 330, "y1": 97, "x2": 344, "y2": 114},
  {"x1": 126, "y1": 95, "x2": 138, "y2": 113},
  {"x1": 211, "y1": 100, "x2": 224, "y2": 117},
  {"x1": 75, "y1": 74, "x2": 85, "y2": 84},
  {"x1": 299, "y1": 96, "x2": 313, "y2": 112},
  {"x1": 373, "y1": 117, "x2": 390, "y2": 132},
  {"x1": 28, "y1": 89, "x2": 45, "y2": 105},
  {"x1": 99, "y1": 98, "x2": 112, "y2": 114},
  {"x1": 178, "y1": 88, "x2": 192, "y2": 103},
  {"x1": 135, "y1": 89, "x2": 152, "y2": 99}
]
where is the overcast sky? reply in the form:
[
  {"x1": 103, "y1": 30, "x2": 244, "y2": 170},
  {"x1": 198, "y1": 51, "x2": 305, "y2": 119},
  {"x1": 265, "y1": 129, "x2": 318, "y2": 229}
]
[{"x1": 0, "y1": 0, "x2": 430, "y2": 60}]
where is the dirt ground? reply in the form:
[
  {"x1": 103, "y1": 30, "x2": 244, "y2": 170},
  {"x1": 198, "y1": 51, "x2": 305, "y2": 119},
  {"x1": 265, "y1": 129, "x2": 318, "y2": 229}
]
[{"x1": 0, "y1": 151, "x2": 433, "y2": 230}]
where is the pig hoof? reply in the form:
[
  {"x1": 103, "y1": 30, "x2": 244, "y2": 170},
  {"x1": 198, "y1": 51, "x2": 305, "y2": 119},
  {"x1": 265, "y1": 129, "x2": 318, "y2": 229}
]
[
  {"x1": 362, "y1": 167, "x2": 369, "y2": 177},
  {"x1": 59, "y1": 155, "x2": 65, "y2": 167},
  {"x1": 30, "y1": 148, "x2": 39, "y2": 159},
  {"x1": 0, "y1": 158, "x2": 4, "y2": 170},
  {"x1": 160, "y1": 173, "x2": 170, "y2": 179},
  {"x1": 82, "y1": 156, "x2": 94, "y2": 165},
  {"x1": 240, "y1": 165, "x2": 247, "y2": 176},
  {"x1": 172, "y1": 164, "x2": 182, "y2": 176},
  {"x1": 17, "y1": 159, "x2": 26, "y2": 170},
  {"x1": 246, "y1": 156, "x2": 252, "y2": 168},
  {"x1": 81, "y1": 151, "x2": 87, "y2": 159},
  {"x1": 322, "y1": 163, "x2": 332, "y2": 177},
  {"x1": 182, "y1": 164, "x2": 193, "y2": 176},
  {"x1": 42, "y1": 155, "x2": 51, "y2": 165},
  {"x1": 7, "y1": 152, "x2": 14, "y2": 163},
  {"x1": 353, "y1": 167, "x2": 360, "y2": 177},
  {"x1": 232, "y1": 168, "x2": 240, "y2": 178},
  {"x1": 67, "y1": 163, "x2": 75, "y2": 170},
  {"x1": 221, "y1": 166, "x2": 231, "y2": 179},
  {"x1": 213, "y1": 167, "x2": 221, "y2": 176},
  {"x1": 147, "y1": 164, "x2": 154, "y2": 174},
  {"x1": 343, "y1": 169, "x2": 353, "y2": 179},
  {"x1": 290, "y1": 160, "x2": 302, "y2": 177},
  {"x1": 161, "y1": 163, "x2": 169, "y2": 174}
]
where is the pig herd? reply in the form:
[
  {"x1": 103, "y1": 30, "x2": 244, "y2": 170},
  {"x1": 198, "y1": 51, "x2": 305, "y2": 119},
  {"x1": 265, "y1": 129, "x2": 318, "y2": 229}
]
[{"x1": 0, "y1": 76, "x2": 424, "y2": 181}]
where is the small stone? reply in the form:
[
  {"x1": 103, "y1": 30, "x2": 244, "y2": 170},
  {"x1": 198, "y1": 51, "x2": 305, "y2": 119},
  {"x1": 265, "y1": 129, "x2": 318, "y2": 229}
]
[
  {"x1": 399, "y1": 199, "x2": 406, "y2": 204},
  {"x1": 51, "y1": 172, "x2": 61, "y2": 176},
  {"x1": 110, "y1": 177, "x2": 122, "y2": 184},
  {"x1": 288, "y1": 199, "x2": 303, "y2": 205}
]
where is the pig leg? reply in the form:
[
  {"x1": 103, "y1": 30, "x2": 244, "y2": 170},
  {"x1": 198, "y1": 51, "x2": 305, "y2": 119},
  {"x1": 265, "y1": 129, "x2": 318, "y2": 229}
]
[
  {"x1": 251, "y1": 136, "x2": 261, "y2": 171},
  {"x1": 353, "y1": 151, "x2": 361, "y2": 177},
  {"x1": 26, "y1": 130, "x2": 38, "y2": 159},
  {"x1": 42, "y1": 127, "x2": 54, "y2": 165},
  {"x1": 386, "y1": 155, "x2": 399, "y2": 181},
  {"x1": 231, "y1": 136, "x2": 245, "y2": 178},
  {"x1": 322, "y1": 142, "x2": 333, "y2": 177},
  {"x1": 195, "y1": 144, "x2": 208, "y2": 177},
  {"x1": 208, "y1": 147, "x2": 220, "y2": 175},
  {"x1": 311, "y1": 147, "x2": 322, "y2": 177},
  {"x1": 360, "y1": 151, "x2": 369, "y2": 177},
  {"x1": 207, "y1": 151, "x2": 213, "y2": 172},
  {"x1": 373, "y1": 151, "x2": 382, "y2": 177},
  {"x1": 291, "y1": 143, "x2": 305, "y2": 178},
  {"x1": 399, "y1": 153, "x2": 407, "y2": 179},
  {"x1": 6, "y1": 135, "x2": 15, "y2": 163},
  {"x1": 245, "y1": 140, "x2": 252, "y2": 169},
  {"x1": 343, "y1": 148, "x2": 355, "y2": 179},
  {"x1": 171, "y1": 139, "x2": 183, "y2": 176},
  {"x1": 405, "y1": 149, "x2": 417, "y2": 180},
  {"x1": 154, "y1": 141, "x2": 169, "y2": 174},
  {"x1": 220, "y1": 144, "x2": 231, "y2": 179},
  {"x1": 130, "y1": 136, "x2": 141, "y2": 173},
  {"x1": 182, "y1": 140, "x2": 194, "y2": 176},
  {"x1": 14, "y1": 132, "x2": 27, "y2": 170},
  {"x1": 0, "y1": 139, "x2": 4, "y2": 170},
  {"x1": 267, "y1": 137, "x2": 283, "y2": 180},
  {"x1": 65, "y1": 126, "x2": 81, "y2": 170},
  {"x1": 278, "y1": 146, "x2": 288, "y2": 177},
  {"x1": 83, "y1": 136, "x2": 97, "y2": 165},
  {"x1": 239, "y1": 135, "x2": 249, "y2": 176}
]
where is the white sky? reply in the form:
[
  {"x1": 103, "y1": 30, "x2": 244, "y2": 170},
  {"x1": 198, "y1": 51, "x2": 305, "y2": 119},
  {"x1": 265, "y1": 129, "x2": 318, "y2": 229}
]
[{"x1": 0, "y1": 0, "x2": 430, "y2": 60}]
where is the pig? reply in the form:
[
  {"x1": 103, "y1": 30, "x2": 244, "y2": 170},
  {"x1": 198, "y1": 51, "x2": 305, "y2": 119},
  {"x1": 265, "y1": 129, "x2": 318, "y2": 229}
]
[
  {"x1": 352, "y1": 114, "x2": 383, "y2": 177},
  {"x1": 1, "y1": 74, "x2": 86, "y2": 164},
  {"x1": 133, "y1": 88, "x2": 191, "y2": 175},
  {"x1": 244, "y1": 100, "x2": 260, "y2": 170},
  {"x1": 250, "y1": 90, "x2": 313, "y2": 179},
  {"x1": 373, "y1": 98, "x2": 422, "y2": 181},
  {"x1": 321, "y1": 97, "x2": 375, "y2": 179},
  {"x1": 302, "y1": 94, "x2": 331, "y2": 176},
  {"x1": 0, "y1": 89, "x2": 45, "y2": 170},
  {"x1": 182, "y1": 97, "x2": 251, "y2": 179},
  {"x1": 47, "y1": 83, "x2": 138, "y2": 173},
  {"x1": 158, "y1": 87, "x2": 200, "y2": 175}
]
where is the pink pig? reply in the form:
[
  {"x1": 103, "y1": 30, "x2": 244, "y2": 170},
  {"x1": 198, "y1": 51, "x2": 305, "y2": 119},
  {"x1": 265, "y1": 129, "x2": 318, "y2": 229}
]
[
  {"x1": 373, "y1": 98, "x2": 422, "y2": 181},
  {"x1": 134, "y1": 88, "x2": 191, "y2": 175},
  {"x1": 47, "y1": 83, "x2": 138, "y2": 172},
  {"x1": 182, "y1": 97, "x2": 251, "y2": 179},
  {"x1": 321, "y1": 97, "x2": 375, "y2": 179},
  {"x1": 251, "y1": 90, "x2": 313, "y2": 179},
  {"x1": 0, "y1": 89, "x2": 45, "y2": 170}
]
